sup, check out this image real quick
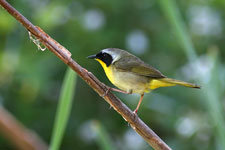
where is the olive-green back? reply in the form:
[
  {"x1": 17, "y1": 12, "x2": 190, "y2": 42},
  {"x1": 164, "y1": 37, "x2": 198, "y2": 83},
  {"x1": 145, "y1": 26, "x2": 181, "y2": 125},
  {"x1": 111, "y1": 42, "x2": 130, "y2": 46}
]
[{"x1": 113, "y1": 52, "x2": 165, "y2": 78}]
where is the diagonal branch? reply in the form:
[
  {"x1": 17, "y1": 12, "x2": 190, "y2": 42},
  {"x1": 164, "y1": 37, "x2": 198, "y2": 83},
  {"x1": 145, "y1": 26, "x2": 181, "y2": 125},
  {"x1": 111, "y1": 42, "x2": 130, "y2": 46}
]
[{"x1": 0, "y1": 1, "x2": 172, "y2": 150}]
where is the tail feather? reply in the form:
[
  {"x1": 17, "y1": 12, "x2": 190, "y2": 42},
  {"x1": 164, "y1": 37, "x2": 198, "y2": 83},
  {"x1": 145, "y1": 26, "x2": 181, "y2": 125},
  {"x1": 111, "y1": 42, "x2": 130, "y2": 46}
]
[{"x1": 149, "y1": 78, "x2": 200, "y2": 90}]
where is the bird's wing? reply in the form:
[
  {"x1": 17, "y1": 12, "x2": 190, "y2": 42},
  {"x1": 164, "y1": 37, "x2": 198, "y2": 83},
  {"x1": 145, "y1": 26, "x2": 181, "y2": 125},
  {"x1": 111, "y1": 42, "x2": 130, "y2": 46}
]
[{"x1": 114, "y1": 55, "x2": 165, "y2": 78}]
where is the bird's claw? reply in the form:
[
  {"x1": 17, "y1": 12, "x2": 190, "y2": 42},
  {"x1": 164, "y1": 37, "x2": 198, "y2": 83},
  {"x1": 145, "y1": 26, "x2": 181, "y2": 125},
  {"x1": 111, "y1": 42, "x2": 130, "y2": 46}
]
[
  {"x1": 132, "y1": 110, "x2": 138, "y2": 120},
  {"x1": 101, "y1": 87, "x2": 111, "y2": 97},
  {"x1": 132, "y1": 109, "x2": 138, "y2": 114}
]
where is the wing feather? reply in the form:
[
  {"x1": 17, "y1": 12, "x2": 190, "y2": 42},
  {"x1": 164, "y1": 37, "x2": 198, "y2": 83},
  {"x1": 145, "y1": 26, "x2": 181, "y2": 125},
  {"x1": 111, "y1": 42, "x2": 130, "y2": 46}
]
[{"x1": 114, "y1": 55, "x2": 165, "y2": 78}]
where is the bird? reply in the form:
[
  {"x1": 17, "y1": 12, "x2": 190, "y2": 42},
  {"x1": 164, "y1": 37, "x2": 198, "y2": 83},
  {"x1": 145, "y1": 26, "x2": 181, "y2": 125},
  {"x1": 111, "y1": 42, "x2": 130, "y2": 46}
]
[{"x1": 88, "y1": 48, "x2": 200, "y2": 113}]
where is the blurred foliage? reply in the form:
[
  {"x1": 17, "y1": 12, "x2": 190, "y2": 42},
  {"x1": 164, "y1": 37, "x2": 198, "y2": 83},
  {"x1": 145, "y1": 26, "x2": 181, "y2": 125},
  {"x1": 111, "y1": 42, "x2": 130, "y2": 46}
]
[
  {"x1": 50, "y1": 68, "x2": 76, "y2": 150},
  {"x1": 0, "y1": 0, "x2": 225, "y2": 150}
]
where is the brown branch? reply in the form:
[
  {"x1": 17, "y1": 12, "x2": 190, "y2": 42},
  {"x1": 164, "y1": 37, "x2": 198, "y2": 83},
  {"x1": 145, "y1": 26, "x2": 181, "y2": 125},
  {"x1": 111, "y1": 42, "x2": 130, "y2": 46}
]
[
  {"x1": 0, "y1": 106, "x2": 48, "y2": 150},
  {"x1": 0, "y1": 1, "x2": 172, "y2": 150}
]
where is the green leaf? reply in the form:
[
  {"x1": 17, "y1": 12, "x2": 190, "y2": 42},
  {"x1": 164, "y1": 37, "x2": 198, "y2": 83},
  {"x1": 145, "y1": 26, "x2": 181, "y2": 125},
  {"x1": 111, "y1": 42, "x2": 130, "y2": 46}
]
[
  {"x1": 49, "y1": 68, "x2": 77, "y2": 150},
  {"x1": 158, "y1": 0, "x2": 197, "y2": 61}
]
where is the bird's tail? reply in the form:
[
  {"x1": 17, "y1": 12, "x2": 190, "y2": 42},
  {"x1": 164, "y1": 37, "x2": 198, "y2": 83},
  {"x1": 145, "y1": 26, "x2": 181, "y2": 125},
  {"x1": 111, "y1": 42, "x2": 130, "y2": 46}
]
[{"x1": 149, "y1": 78, "x2": 200, "y2": 90}]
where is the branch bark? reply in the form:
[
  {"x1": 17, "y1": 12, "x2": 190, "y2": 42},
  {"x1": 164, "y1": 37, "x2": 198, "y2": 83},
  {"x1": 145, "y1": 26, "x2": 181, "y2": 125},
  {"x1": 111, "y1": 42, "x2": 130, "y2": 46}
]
[
  {"x1": 0, "y1": 106, "x2": 48, "y2": 150},
  {"x1": 0, "y1": 1, "x2": 172, "y2": 150}
]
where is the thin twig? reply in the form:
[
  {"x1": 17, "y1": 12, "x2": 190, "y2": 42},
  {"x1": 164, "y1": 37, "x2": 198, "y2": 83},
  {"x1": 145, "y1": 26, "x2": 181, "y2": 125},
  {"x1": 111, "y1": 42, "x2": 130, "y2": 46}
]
[{"x1": 0, "y1": 1, "x2": 172, "y2": 150}]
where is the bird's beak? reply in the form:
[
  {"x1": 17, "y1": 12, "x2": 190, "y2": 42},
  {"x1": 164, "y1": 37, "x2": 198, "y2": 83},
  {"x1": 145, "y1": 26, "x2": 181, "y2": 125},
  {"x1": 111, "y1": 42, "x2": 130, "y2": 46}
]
[{"x1": 87, "y1": 54, "x2": 97, "y2": 59}]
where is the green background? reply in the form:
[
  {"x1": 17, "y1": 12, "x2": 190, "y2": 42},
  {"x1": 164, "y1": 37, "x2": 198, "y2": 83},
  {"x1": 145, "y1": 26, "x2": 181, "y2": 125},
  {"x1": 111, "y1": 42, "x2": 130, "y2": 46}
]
[{"x1": 0, "y1": 0, "x2": 225, "y2": 149}]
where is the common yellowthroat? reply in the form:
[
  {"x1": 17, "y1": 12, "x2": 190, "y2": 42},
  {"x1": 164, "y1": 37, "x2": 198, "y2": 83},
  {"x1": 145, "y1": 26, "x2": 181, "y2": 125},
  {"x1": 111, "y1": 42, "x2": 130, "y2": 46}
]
[{"x1": 88, "y1": 48, "x2": 200, "y2": 113}]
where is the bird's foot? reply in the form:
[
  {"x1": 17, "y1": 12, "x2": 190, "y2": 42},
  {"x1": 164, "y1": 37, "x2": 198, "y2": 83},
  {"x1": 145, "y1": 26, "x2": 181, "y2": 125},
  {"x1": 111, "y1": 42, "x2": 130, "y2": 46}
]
[
  {"x1": 133, "y1": 109, "x2": 138, "y2": 114},
  {"x1": 132, "y1": 110, "x2": 138, "y2": 120},
  {"x1": 101, "y1": 86, "x2": 111, "y2": 97}
]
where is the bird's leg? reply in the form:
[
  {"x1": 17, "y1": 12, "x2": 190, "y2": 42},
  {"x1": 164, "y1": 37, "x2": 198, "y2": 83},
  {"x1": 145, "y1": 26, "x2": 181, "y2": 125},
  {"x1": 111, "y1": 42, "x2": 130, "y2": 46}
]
[
  {"x1": 110, "y1": 88, "x2": 132, "y2": 94},
  {"x1": 102, "y1": 86, "x2": 132, "y2": 97},
  {"x1": 133, "y1": 94, "x2": 144, "y2": 114}
]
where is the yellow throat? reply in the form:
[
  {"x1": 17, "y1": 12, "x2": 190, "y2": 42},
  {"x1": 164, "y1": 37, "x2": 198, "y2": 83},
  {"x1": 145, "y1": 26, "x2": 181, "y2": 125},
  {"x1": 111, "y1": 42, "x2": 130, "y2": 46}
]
[{"x1": 96, "y1": 59, "x2": 115, "y2": 84}]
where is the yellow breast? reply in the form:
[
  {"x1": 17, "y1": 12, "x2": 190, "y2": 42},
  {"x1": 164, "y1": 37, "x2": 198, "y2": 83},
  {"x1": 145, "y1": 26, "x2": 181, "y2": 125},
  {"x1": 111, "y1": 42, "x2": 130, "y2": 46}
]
[
  {"x1": 96, "y1": 59, "x2": 115, "y2": 84},
  {"x1": 96, "y1": 58, "x2": 150, "y2": 94}
]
